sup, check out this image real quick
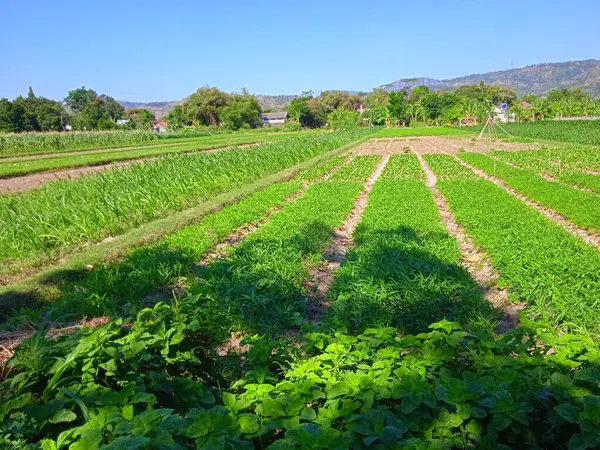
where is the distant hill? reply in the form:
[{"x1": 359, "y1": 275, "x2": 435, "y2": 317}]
[
  {"x1": 118, "y1": 95, "x2": 296, "y2": 118},
  {"x1": 381, "y1": 59, "x2": 600, "y2": 97}
]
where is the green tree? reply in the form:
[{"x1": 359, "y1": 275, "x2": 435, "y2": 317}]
[
  {"x1": 125, "y1": 108, "x2": 156, "y2": 129},
  {"x1": 285, "y1": 94, "x2": 314, "y2": 127},
  {"x1": 183, "y1": 86, "x2": 232, "y2": 126},
  {"x1": 65, "y1": 87, "x2": 98, "y2": 113},
  {"x1": 387, "y1": 91, "x2": 410, "y2": 125},
  {"x1": 164, "y1": 105, "x2": 187, "y2": 129},
  {"x1": 327, "y1": 108, "x2": 360, "y2": 130},
  {"x1": 221, "y1": 93, "x2": 262, "y2": 130}
]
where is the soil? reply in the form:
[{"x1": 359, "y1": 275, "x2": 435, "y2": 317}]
[
  {"x1": 355, "y1": 136, "x2": 541, "y2": 156},
  {"x1": 413, "y1": 150, "x2": 521, "y2": 332},
  {"x1": 306, "y1": 155, "x2": 391, "y2": 321}
]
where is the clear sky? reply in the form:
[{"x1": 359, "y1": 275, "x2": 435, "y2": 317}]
[{"x1": 2, "y1": 0, "x2": 598, "y2": 102}]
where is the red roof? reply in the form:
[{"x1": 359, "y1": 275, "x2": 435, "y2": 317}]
[{"x1": 153, "y1": 121, "x2": 168, "y2": 127}]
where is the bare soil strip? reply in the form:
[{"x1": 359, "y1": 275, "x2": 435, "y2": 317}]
[
  {"x1": 0, "y1": 161, "x2": 137, "y2": 194},
  {"x1": 455, "y1": 157, "x2": 600, "y2": 251},
  {"x1": 305, "y1": 155, "x2": 391, "y2": 320},
  {"x1": 356, "y1": 136, "x2": 540, "y2": 156},
  {"x1": 413, "y1": 149, "x2": 521, "y2": 332}
]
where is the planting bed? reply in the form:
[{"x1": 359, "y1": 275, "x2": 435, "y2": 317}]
[{"x1": 2, "y1": 133, "x2": 600, "y2": 449}]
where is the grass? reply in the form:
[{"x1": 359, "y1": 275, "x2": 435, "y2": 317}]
[
  {"x1": 430, "y1": 155, "x2": 600, "y2": 335},
  {"x1": 375, "y1": 127, "x2": 473, "y2": 138},
  {"x1": 0, "y1": 132, "x2": 308, "y2": 178},
  {"x1": 0, "y1": 130, "x2": 372, "y2": 267},
  {"x1": 460, "y1": 152, "x2": 600, "y2": 232}
]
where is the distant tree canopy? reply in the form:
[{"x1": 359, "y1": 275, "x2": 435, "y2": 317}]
[
  {"x1": 124, "y1": 108, "x2": 156, "y2": 129},
  {"x1": 285, "y1": 91, "x2": 364, "y2": 128},
  {"x1": 0, "y1": 87, "x2": 65, "y2": 133},
  {"x1": 66, "y1": 87, "x2": 125, "y2": 130},
  {"x1": 167, "y1": 87, "x2": 262, "y2": 130}
]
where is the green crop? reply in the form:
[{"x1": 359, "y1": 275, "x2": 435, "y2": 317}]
[
  {"x1": 460, "y1": 153, "x2": 600, "y2": 232},
  {"x1": 423, "y1": 154, "x2": 478, "y2": 180},
  {"x1": 294, "y1": 156, "x2": 347, "y2": 182},
  {"x1": 380, "y1": 154, "x2": 425, "y2": 180},
  {"x1": 329, "y1": 178, "x2": 496, "y2": 334},
  {"x1": 430, "y1": 155, "x2": 600, "y2": 334},
  {"x1": 0, "y1": 132, "x2": 310, "y2": 178},
  {"x1": 329, "y1": 156, "x2": 380, "y2": 181},
  {"x1": 0, "y1": 128, "x2": 307, "y2": 157},
  {"x1": 501, "y1": 120, "x2": 600, "y2": 146},
  {"x1": 491, "y1": 147, "x2": 600, "y2": 193},
  {"x1": 0, "y1": 130, "x2": 372, "y2": 265}
]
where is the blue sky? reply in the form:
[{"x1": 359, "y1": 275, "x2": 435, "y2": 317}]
[{"x1": 2, "y1": 0, "x2": 598, "y2": 102}]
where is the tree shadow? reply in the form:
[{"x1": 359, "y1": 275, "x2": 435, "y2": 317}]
[{"x1": 327, "y1": 224, "x2": 498, "y2": 334}]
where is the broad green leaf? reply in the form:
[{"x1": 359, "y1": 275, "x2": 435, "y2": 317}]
[{"x1": 49, "y1": 408, "x2": 77, "y2": 424}]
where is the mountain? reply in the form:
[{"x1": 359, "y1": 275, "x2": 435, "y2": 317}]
[
  {"x1": 381, "y1": 59, "x2": 600, "y2": 97},
  {"x1": 118, "y1": 95, "x2": 296, "y2": 118}
]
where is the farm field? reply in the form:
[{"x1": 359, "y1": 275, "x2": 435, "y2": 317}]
[
  {"x1": 2, "y1": 132, "x2": 600, "y2": 448},
  {"x1": 0, "y1": 131, "x2": 309, "y2": 179},
  {"x1": 0, "y1": 128, "x2": 302, "y2": 157},
  {"x1": 500, "y1": 120, "x2": 600, "y2": 146}
]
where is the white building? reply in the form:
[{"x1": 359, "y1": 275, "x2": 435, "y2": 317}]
[{"x1": 261, "y1": 112, "x2": 287, "y2": 127}]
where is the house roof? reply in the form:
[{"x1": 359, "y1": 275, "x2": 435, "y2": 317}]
[
  {"x1": 520, "y1": 101, "x2": 532, "y2": 108},
  {"x1": 153, "y1": 121, "x2": 168, "y2": 127},
  {"x1": 261, "y1": 112, "x2": 288, "y2": 120}
]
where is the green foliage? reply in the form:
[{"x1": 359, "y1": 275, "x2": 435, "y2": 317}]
[
  {"x1": 329, "y1": 156, "x2": 379, "y2": 182},
  {"x1": 221, "y1": 93, "x2": 262, "y2": 130},
  {"x1": 327, "y1": 108, "x2": 361, "y2": 130},
  {"x1": 2, "y1": 312, "x2": 599, "y2": 449}
]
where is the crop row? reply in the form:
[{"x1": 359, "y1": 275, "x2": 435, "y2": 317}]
[
  {"x1": 490, "y1": 148, "x2": 600, "y2": 193},
  {"x1": 459, "y1": 153, "x2": 600, "y2": 232},
  {"x1": 328, "y1": 155, "x2": 380, "y2": 182},
  {"x1": 380, "y1": 154, "x2": 425, "y2": 180},
  {"x1": 502, "y1": 120, "x2": 600, "y2": 146},
  {"x1": 0, "y1": 128, "x2": 300, "y2": 157},
  {"x1": 432, "y1": 155, "x2": 600, "y2": 334},
  {"x1": 0, "y1": 133, "x2": 307, "y2": 178},
  {"x1": 0, "y1": 130, "x2": 372, "y2": 265},
  {"x1": 293, "y1": 156, "x2": 347, "y2": 183},
  {"x1": 423, "y1": 154, "x2": 479, "y2": 180},
  {"x1": 329, "y1": 176, "x2": 496, "y2": 334}
]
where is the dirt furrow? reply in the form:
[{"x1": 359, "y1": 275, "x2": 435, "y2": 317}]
[
  {"x1": 0, "y1": 160, "x2": 138, "y2": 194},
  {"x1": 455, "y1": 157, "x2": 600, "y2": 251},
  {"x1": 306, "y1": 154, "x2": 391, "y2": 319},
  {"x1": 413, "y1": 149, "x2": 521, "y2": 332}
]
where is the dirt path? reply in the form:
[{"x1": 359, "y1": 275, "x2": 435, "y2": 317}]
[
  {"x1": 306, "y1": 155, "x2": 390, "y2": 320},
  {"x1": 413, "y1": 148, "x2": 521, "y2": 332},
  {"x1": 0, "y1": 160, "x2": 139, "y2": 194},
  {"x1": 455, "y1": 157, "x2": 600, "y2": 251}
]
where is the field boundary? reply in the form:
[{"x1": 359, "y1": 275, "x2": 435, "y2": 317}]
[{"x1": 0, "y1": 135, "x2": 372, "y2": 294}]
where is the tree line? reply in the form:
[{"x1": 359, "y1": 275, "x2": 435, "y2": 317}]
[{"x1": 2, "y1": 83, "x2": 600, "y2": 134}]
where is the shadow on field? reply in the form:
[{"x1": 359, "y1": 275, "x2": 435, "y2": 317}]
[{"x1": 327, "y1": 225, "x2": 497, "y2": 334}]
